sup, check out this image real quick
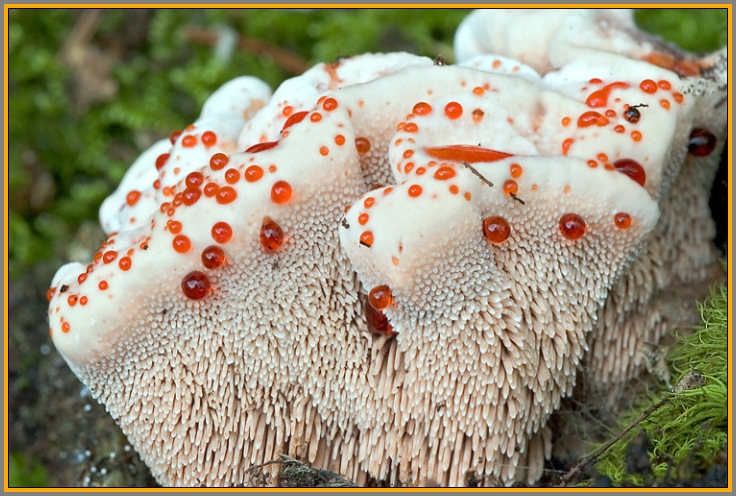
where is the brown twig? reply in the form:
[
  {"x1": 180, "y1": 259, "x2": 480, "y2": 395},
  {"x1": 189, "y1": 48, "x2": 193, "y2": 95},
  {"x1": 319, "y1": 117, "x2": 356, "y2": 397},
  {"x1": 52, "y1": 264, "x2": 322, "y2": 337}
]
[
  {"x1": 462, "y1": 161, "x2": 494, "y2": 188},
  {"x1": 556, "y1": 396, "x2": 669, "y2": 487},
  {"x1": 182, "y1": 26, "x2": 310, "y2": 75}
]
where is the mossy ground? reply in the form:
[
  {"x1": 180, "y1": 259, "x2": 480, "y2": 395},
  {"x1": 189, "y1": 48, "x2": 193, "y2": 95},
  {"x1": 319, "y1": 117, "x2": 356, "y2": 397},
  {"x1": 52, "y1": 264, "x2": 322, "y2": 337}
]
[
  {"x1": 584, "y1": 283, "x2": 729, "y2": 487},
  {"x1": 7, "y1": 8, "x2": 729, "y2": 487}
]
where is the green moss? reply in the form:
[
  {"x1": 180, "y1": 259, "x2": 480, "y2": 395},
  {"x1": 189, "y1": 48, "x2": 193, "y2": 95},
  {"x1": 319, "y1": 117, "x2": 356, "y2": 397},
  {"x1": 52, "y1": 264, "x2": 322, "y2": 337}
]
[
  {"x1": 9, "y1": 452, "x2": 50, "y2": 487},
  {"x1": 592, "y1": 283, "x2": 728, "y2": 486}
]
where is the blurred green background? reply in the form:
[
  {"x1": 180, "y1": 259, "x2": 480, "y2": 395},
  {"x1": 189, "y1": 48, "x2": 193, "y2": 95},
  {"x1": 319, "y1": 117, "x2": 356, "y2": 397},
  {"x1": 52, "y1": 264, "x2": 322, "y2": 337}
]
[{"x1": 6, "y1": 8, "x2": 728, "y2": 487}]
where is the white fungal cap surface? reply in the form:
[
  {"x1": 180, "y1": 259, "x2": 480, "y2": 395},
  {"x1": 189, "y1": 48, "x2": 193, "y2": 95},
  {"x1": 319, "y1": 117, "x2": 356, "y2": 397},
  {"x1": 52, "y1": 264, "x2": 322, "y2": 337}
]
[{"x1": 237, "y1": 52, "x2": 433, "y2": 150}]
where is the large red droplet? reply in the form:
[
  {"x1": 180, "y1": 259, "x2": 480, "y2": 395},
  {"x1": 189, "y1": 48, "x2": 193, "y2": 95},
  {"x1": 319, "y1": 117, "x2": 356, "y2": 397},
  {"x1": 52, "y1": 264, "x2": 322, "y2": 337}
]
[
  {"x1": 365, "y1": 304, "x2": 395, "y2": 337},
  {"x1": 172, "y1": 235, "x2": 192, "y2": 253},
  {"x1": 687, "y1": 128, "x2": 716, "y2": 156},
  {"x1": 211, "y1": 222, "x2": 233, "y2": 243},
  {"x1": 260, "y1": 217, "x2": 284, "y2": 253},
  {"x1": 181, "y1": 271, "x2": 210, "y2": 299},
  {"x1": 559, "y1": 213, "x2": 586, "y2": 240},
  {"x1": 201, "y1": 245, "x2": 226, "y2": 269},
  {"x1": 355, "y1": 137, "x2": 371, "y2": 154},
  {"x1": 482, "y1": 216, "x2": 511, "y2": 244},
  {"x1": 368, "y1": 285, "x2": 393, "y2": 310},
  {"x1": 271, "y1": 181, "x2": 292, "y2": 204},
  {"x1": 185, "y1": 171, "x2": 204, "y2": 188},
  {"x1": 612, "y1": 158, "x2": 646, "y2": 186},
  {"x1": 425, "y1": 145, "x2": 512, "y2": 164},
  {"x1": 182, "y1": 187, "x2": 201, "y2": 206},
  {"x1": 444, "y1": 101, "x2": 463, "y2": 119},
  {"x1": 209, "y1": 153, "x2": 229, "y2": 170},
  {"x1": 577, "y1": 111, "x2": 610, "y2": 128},
  {"x1": 433, "y1": 166, "x2": 456, "y2": 180},
  {"x1": 614, "y1": 212, "x2": 632, "y2": 229}
]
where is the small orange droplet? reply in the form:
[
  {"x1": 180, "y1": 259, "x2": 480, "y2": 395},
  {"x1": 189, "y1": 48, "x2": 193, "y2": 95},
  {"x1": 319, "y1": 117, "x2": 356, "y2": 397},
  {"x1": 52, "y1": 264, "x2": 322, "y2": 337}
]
[
  {"x1": 503, "y1": 180, "x2": 518, "y2": 196},
  {"x1": 320, "y1": 146, "x2": 329, "y2": 156},
  {"x1": 408, "y1": 184, "x2": 422, "y2": 197},
  {"x1": 260, "y1": 217, "x2": 285, "y2": 252},
  {"x1": 404, "y1": 122, "x2": 418, "y2": 133},
  {"x1": 561, "y1": 116, "x2": 571, "y2": 126},
  {"x1": 244, "y1": 165, "x2": 264, "y2": 182},
  {"x1": 225, "y1": 168, "x2": 240, "y2": 184},
  {"x1": 562, "y1": 138, "x2": 574, "y2": 156},
  {"x1": 509, "y1": 163, "x2": 523, "y2": 179},
  {"x1": 271, "y1": 181, "x2": 293, "y2": 204},
  {"x1": 355, "y1": 137, "x2": 371, "y2": 154},
  {"x1": 360, "y1": 231, "x2": 374, "y2": 247},
  {"x1": 358, "y1": 213, "x2": 369, "y2": 225},
  {"x1": 182, "y1": 135, "x2": 197, "y2": 147},
  {"x1": 216, "y1": 186, "x2": 237, "y2": 204},
  {"x1": 614, "y1": 212, "x2": 632, "y2": 229},
  {"x1": 201, "y1": 131, "x2": 217, "y2": 147},
  {"x1": 559, "y1": 213, "x2": 586, "y2": 240},
  {"x1": 310, "y1": 112, "x2": 322, "y2": 122},
  {"x1": 449, "y1": 185, "x2": 459, "y2": 194},
  {"x1": 118, "y1": 257, "x2": 132, "y2": 271},
  {"x1": 62, "y1": 322, "x2": 71, "y2": 333},
  {"x1": 433, "y1": 166, "x2": 456, "y2": 180},
  {"x1": 98, "y1": 280, "x2": 109, "y2": 291},
  {"x1": 369, "y1": 285, "x2": 394, "y2": 310},
  {"x1": 482, "y1": 216, "x2": 511, "y2": 245},
  {"x1": 172, "y1": 235, "x2": 192, "y2": 253},
  {"x1": 660, "y1": 99, "x2": 670, "y2": 109},
  {"x1": 631, "y1": 130, "x2": 643, "y2": 142},
  {"x1": 126, "y1": 190, "x2": 141, "y2": 206},
  {"x1": 335, "y1": 134, "x2": 346, "y2": 146},
  {"x1": 472, "y1": 109, "x2": 484, "y2": 122},
  {"x1": 322, "y1": 97, "x2": 338, "y2": 111},
  {"x1": 444, "y1": 101, "x2": 463, "y2": 119},
  {"x1": 640, "y1": 79, "x2": 657, "y2": 94},
  {"x1": 210, "y1": 153, "x2": 229, "y2": 170},
  {"x1": 363, "y1": 197, "x2": 375, "y2": 208},
  {"x1": 412, "y1": 102, "x2": 432, "y2": 115}
]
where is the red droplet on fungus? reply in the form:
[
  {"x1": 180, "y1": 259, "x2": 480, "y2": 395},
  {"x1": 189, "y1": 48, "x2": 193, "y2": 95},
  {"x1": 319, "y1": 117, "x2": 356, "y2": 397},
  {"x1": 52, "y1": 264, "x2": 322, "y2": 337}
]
[
  {"x1": 612, "y1": 158, "x2": 646, "y2": 186},
  {"x1": 355, "y1": 137, "x2": 371, "y2": 154},
  {"x1": 209, "y1": 153, "x2": 229, "y2": 171},
  {"x1": 444, "y1": 101, "x2": 463, "y2": 119},
  {"x1": 201, "y1": 245, "x2": 226, "y2": 269},
  {"x1": 271, "y1": 180, "x2": 293, "y2": 204},
  {"x1": 559, "y1": 213, "x2": 586, "y2": 240},
  {"x1": 433, "y1": 166, "x2": 456, "y2": 180},
  {"x1": 215, "y1": 186, "x2": 237, "y2": 204},
  {"x1": 155, "y1": 153, "x2": 170, "y2": 170},
  {"x1": 182, "y1": 187, "x2": 202, "y2": 206},
  {"x1": 169, "y1": 130, "x2": 182, "y2": 144},
  {"x1": 225, "y1": 168, "x2": 240, "y2": 184},
  {"x1": 368, "y1": 285, "x2": 393, "y2": 310},
  {"x1": 98, "y1": 280, "x2": 109, "y2": 290},
  {"x1": 408, "y1": 184, "x2": 422, "y2": 197},
  {"x1": 172, "y1": 235, "x2": 192, "y2": 253},
  {"x1": 322, "y1": 97, "x2": 338, "y2": 111},
  {"x1": 687, "y1": 128, "x2": 716, "y2": 156},
  {"x1": 244, "y1": 165, "x2": 264, "y2": 182},
  {"x1": 211, "y1": 222, "x2": 233, "y2": 243},
  {"x1": 639, "y1": 79, "x2": 657, "y2": 94},
  {"x1": 365, "y1": 304, "x2": 395, "y2": 336},
  {"x1": 577, "y1": 111, "x2": 610, "y2": 128},
  {"x1": 201, "y1": 131, "x2": 217, "y2": 147},
  {"x1": 260, "y1": 217, "x2": 285, "y2": 253},
  {"x1": 585, "y1": 82, "x2": 629, "y2": 107},
  {"x1": 412, "y1": 102, "x2": 432, "y2": 115},
  {"x1": 182, "y1": 135, "x2": 197, "y2": 147},
  {"x1": 118, "y1": 257, "x2": 132, "y2": 271},
  {"x1": 126, "y1": 190, "x2": 141, "y2": 206},
  {"x1": 502, "y1": 180, "x2": 518, "y2": 195},
  {"x1": 360, "y1": 231, "x2": 374, "y2": 247},
  {"x1": 102, "y1": 251, "x2": 118, "y2": 264},
  {"x1": 181, "y1": 271, "x2": 210, "y2": 300},
  {"x1": 483, "y1": 216, "x2": 511, "y2": 244},
  {"x1": 614, "y1": 212, "x2": 632, "y2": 229}
]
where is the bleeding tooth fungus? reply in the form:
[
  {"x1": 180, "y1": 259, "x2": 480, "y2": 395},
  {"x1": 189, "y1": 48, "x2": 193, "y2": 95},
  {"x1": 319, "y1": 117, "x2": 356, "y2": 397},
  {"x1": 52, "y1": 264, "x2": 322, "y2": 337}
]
[{"x1": 47, "y1": 9, "x2": 726, "y2": 488}]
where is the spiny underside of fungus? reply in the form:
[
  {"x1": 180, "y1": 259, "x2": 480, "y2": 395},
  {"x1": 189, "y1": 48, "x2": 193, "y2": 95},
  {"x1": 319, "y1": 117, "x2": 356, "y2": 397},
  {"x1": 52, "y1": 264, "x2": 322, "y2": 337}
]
[{"x1": 47, "y1": 9, "x2": 727, "y2": 487}]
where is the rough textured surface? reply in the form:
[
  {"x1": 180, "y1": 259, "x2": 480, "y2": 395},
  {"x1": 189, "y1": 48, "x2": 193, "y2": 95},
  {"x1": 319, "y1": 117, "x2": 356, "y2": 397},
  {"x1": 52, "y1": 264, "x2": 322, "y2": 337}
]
[{"x1": 45, "y1": 9, "x2": 727, "y2": 488}]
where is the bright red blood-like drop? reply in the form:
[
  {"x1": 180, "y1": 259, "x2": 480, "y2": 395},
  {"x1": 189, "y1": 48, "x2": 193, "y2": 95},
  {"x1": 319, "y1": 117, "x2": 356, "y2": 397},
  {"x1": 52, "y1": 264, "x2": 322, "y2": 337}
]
[
  {"x1": 211, "y1": 222, "x2": 233, "y2": 243},
  {"x1": 687, "y1": 128, "x2": 716, "y2": 156},
  {"x1": 433, "y1": 166, "x2": 456, "y2": 180},
  {"x1": 577, "y1": 111, "x2": 609, "y2": 128},
  {"x1": 201, "y1": 131, "x2": 217, "y2": 147},
  {"x1": 155, "y1": 153, "x2": 170, "y2": 170},
  {"x1": 412, "y1": 102, "x2": 432, "y2": 115},
  {"x1": 244, "y1": 165, "x2": 264, "y2": 182},
  {"x1": 282, "y1": 110, "x2": 308, "y2": 131},
  {"x1": 201, "y1": 245, "x2": 226, "y2": 269},
  {"x1": 614, "y1": 212, "x2": 632, "y2": 229},
  {"x1": 355, "y1": 137, "x2": 371, "y2": 154},
  {"x1": 181, "y1": 271, "x2": 210, "y2": 300},
  {"x1": 444, "y1": 101, "x2": 463, "y2": 119},
  {"x1": 182, "y1": 135, "x2": 197, "y2": 147},
  {"x1": 209, "y1": 153, "x2": 229, "y2": 170},
  {"x1": 559, "y1": 213, "x2": 586, "y2": 240},
  {"x1": 182, "y1": 187, "x2": 201, "y2": 206},
  {"x1": 216, "y1": 186, "x2": 237, "y2": 204},
  {"x1": 246, "y1": 141, "x2": 278, "y2": 153},
  {"x1": 271, "y1": 180, "x2": 293, "y2": 204},
  {"x1": 368, "y1": 285, "x2": 393, "y2": 310},
  {"x1": 172, "y1": 235, "x2": 192, "y2": 253},
  {"x1": 482, "y1": 216, "x2": 511, "y2": 244},
  {"x1": 118, "y1": 257, "x2": 132, "y2": 271},
  {"x1": 186, "y1": 171, "x2": 204, "y2": 188},
  {"x1": 102, "y1": 250, "x2": 118, "y2": 264},
  {"x1": 425, "y1": 145, "x2": 512, "y2": 164},
  {"x1": 365, "y1": 304, "x2": 395, "y2": 337},
  {"x1": 322, "y1": 97, "x2": 338, "y2": 111},
  {"x1": 126, "y1": 190, "x2": 141, "y2": 206},
  {"x1": 612, "y1": 158, "x2": 646, "y2": 186},
  {"x1": 260, "y1": 217, "x2": 284, "y2": 253},
  {"x1": 169, "y1": 130, "x2": 182, "y2": 144}
]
